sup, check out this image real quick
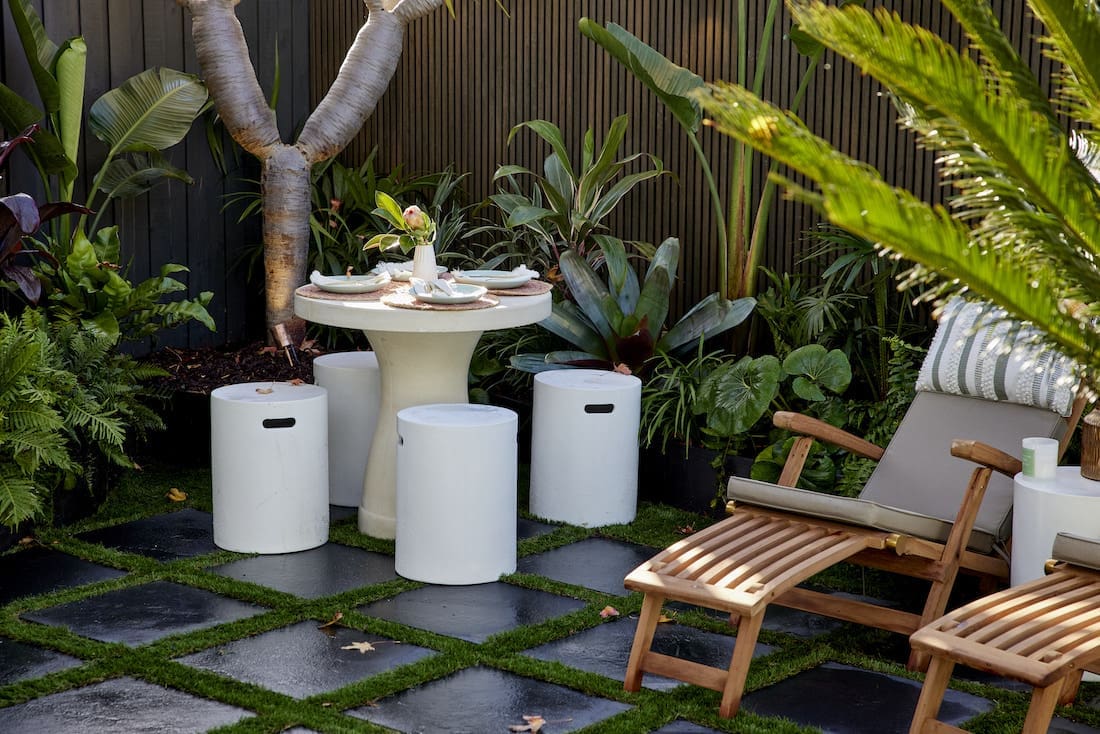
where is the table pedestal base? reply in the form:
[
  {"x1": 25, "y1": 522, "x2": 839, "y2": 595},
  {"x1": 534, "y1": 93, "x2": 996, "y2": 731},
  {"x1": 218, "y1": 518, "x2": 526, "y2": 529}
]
[{"x1": 358, "y1": 329, "x2": 482, "y2": 538}]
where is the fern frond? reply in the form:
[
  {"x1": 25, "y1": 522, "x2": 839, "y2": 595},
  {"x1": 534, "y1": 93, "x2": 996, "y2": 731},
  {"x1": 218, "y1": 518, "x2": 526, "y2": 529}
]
[{"x1": 0, "y1": 465, "x2": 45, "y2": 528}]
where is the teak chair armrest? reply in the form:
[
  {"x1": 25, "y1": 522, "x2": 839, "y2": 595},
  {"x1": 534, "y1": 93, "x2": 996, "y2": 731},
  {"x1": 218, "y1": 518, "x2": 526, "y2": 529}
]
[
  {"x1": 950, "y1": 439, "x2": 1022, "y2": 479},
  {"x1": 773, "y1": 411, "x2": 885, "y2": 461}
]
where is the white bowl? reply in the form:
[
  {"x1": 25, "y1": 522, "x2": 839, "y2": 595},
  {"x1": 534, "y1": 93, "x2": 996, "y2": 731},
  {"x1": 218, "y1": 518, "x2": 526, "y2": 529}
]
[
  {"x1": 451, "y1": 269, "x2": 535, "y2": 289},
  {"x1": 412, "y1": 283, "x2": 488, "y2": 304},
  {"x1": 309, "y1": 270, "x2": 390, "y2": 293}
]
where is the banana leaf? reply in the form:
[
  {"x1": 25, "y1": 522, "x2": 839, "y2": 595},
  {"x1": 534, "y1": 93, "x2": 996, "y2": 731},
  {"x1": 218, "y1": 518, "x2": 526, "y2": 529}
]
[
  {"x1": 89, "y1": 68, "x2": 208, "y2": 154},
  {"x1": 7, "y1": 0, "x2": 59, "y2": 114},
  {"x1": 0, "y1": 85, "x2": 73, "y2": 177},
  {"x1": 99, "y1": 152, "x2": 193, "y2": 200},
  {"x1": 54, "y1": 38, "x2": 86, "y2": 176}
]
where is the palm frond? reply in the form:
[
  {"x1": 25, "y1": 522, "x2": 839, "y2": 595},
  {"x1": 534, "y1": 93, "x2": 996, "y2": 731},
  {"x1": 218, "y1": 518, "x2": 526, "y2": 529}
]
[{"x1": 1028, "y1": 0, "x2": 1100, "y2": 129}]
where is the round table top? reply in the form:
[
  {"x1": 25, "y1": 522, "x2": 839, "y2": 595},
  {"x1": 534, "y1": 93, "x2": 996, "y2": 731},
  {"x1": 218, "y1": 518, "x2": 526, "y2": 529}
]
[
  {"x1": 1015, "y1": 466, "x2": 1100, "y2": 496},
  {"x1": 294, "y1": 287, "x2": 552, "y2": 334}
]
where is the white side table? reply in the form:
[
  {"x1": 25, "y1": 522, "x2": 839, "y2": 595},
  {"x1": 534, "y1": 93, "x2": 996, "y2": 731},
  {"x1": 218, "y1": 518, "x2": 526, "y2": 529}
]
[{"x1": 1012, "y1": 467, "x2": 1100, "y2": 585}]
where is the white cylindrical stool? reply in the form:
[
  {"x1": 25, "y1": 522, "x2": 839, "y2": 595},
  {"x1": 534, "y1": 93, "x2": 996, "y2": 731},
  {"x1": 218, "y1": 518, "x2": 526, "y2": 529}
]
[
  {"x1": 1012, "y1": 467, "x2": 1100, "y2": 585},
  {"x1": 529, "y1": 369, "x2": 642, "y2": 527},
  {"x1": 312, "y1": 351, "x2": 381, "y2": 507},
  {"x1": 210, "y1": 382, "x2": 329, "y2": 553},
  {"x1": 395, "y1": 404, "x2": 518, "y2": 584}
]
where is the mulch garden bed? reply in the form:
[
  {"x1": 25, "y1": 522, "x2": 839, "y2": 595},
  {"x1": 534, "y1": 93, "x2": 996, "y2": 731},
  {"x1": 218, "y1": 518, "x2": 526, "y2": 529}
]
[{"x1": 146, "y1": 341, "x2": 323, "y2": 395}]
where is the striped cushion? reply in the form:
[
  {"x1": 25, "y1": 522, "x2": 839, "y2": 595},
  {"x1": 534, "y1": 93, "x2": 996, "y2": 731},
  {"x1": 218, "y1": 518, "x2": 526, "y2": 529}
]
[{"x1": 916, "y1": 298, "x2": 1078, "y2": 416}]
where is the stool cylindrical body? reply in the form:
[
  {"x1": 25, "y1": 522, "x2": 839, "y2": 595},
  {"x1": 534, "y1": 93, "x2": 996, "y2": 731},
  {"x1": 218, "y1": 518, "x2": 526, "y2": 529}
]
[
  {"x1": 210, "y1": 382, "x2": 329, "y2": 553},
  {"x1": 312, "y1": 351, "x2": 381, "y2": 507},
  {"x1": 530, "y1": 369, "x2": 641, "y2": 527},
  {"x1": 395, "y1": 404, "x2": 517, "y2": 584}
]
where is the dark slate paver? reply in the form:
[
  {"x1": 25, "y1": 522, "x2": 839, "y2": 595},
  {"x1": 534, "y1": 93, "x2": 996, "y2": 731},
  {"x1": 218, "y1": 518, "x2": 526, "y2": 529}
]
[
  {"x1": 652, "y1": 721, "x2": 727, "y2": 734},
  {"x1": 518, "y1": 518, "x2": 556, "y2": 539},
  {"x1": 1052, "y1": 719, "x2": 1100, "y2": 733},
  {"x1": 742, "y1": 662, "x2": 993, "y2": 732},
  {"x1": 516, "y1": 537, "x2": 656, "y2": 596},
  {"x1": 359, "y1": 582, "x2": 586, "y2": 643},
  {"x1": 348, "y1": 665, "x2": 631, "y2": 732},
  {"x1": 0, "y1": 638, "x2": 82, "y2": 685},
  {"x1": 0, "y1": 675, "x2": 250, "y2": 732},
  {"x1": 177, "y1": 621, "x2": 434, "y2": 698},
  {"x1": 208, "y1": 543, "x2": 398, "y2": 599},
  {"x1": 525, "y1": 616, "x2": 773, "y2": 690},
  {"x1": 77, "y1": 509, "x2": 217, "y2": 561},
  {"x1": 0, "y1": 547, "x2": 126, "y2": 605},
  {"x1": 22, "y1": 580, "x2": 264, "y2": 645}
]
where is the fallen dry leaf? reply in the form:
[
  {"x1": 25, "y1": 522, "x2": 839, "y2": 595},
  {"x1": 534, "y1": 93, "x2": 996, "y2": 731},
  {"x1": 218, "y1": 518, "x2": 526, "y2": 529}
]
[
  {"x1": 318, "y1": 612, "x2": 344, "y2": 630},
  {"x1": 341, "y1": 641, "x2": 376, "y2": 654},
  {"x1": 508, "y1": 714, "x2": 546, "y2": 732},
  {"x1": 288, "y1": 378, "x2": 305, "y2": 386},
  {"x1": 677, "y1": 524, "x2": 695, "y2": 535},
  {"x1": 258, "y1": 345, "x2": 278, "y2": 355},
  {"x1": 599, "y1": 605, "x2": 620, "y2": 618},
  {"x1": 658, "y1": 613, "x2": 676, "y2": 624},
  {"x1": 255, "y1": 387, "x2": 274, "y2": 394},
  {"x1": 165, "y1": 487, "x2": 188, "y2": 502},
  {"x1": 18, "y1": 536, "x2": 35, "y2": 546}
]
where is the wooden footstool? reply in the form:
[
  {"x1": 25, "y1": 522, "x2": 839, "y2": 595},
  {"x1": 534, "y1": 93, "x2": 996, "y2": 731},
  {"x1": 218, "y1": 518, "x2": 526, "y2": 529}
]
[{"x1": 909, "y1": 532, "x2": 1100, "y2": 733}]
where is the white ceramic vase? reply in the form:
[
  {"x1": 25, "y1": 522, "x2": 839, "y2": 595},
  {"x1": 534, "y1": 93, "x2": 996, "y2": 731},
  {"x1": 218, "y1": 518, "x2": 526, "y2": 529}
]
[{"x1": 411, "y1": 244, "x2": 438, "y2": 281}]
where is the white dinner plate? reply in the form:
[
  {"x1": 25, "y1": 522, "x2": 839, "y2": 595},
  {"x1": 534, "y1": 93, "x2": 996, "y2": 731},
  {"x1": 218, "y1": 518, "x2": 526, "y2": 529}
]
[
  {"x1": 372, "y1": 261, "x2": 448, "y2": 281},
  {"x1": 411, "y1": 283, "x2": 488, "y2": 304},
  {"x1": 451, "y1": 269, "x2": 535, "y2": 289},
  {"x1": 309, "y1": 270, "x2": 390, "y2": 293}
]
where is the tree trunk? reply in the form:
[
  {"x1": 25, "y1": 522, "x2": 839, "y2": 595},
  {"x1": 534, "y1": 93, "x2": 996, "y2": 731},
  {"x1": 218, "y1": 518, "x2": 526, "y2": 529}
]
[
  {"x1": 178, "y1": 0, "x2": 444, "y2": 340},
  {"x1": 262, "y1": 145, "x2": 312, "y2": 331}
]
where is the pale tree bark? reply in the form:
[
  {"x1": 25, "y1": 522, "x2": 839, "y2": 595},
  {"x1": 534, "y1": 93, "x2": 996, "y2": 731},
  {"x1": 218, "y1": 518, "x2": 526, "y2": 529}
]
[{"x1": 177, "y1": 0, "x2": 444, "y2": 338}]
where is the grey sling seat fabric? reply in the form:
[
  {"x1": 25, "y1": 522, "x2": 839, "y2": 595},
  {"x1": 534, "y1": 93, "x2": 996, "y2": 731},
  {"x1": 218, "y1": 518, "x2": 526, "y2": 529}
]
[
  {"x1": 1053, "y1": 532, "x2": 1100, "y2": 571},
  {"x1": 728, "y1": 390, "x2": 1067, "y2": 554}
]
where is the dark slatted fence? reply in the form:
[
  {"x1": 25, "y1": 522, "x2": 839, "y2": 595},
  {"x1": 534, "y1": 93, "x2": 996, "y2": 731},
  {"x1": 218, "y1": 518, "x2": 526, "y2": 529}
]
[
  {"x1": 1, "y1": 0, "x2": 311, "y2": 348},
  {"x1": 312, "y1": 0, "x2": 1053, "y2": 317}
]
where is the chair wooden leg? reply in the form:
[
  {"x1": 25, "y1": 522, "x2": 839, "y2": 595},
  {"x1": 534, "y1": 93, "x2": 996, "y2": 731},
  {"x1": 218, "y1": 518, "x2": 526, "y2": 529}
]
[
  {"x1": 1058, "y1": 670, "x2": 1084, "y2": 706},
  {"x1": 1021, "y1": 681, "x2": 1065, "y2": 734},
  {"x1": 908, "y1": 656, "x2": 955, "y2": 734},
  {"x1": 718, "y1": 611, "x2": 765, "y2": 718},
  {"x1": 909, "y1": 578, "x2": 957, "y2": 671},
  {"x1": 624, "y1": 593, "x2": 664, "y2": 692}
]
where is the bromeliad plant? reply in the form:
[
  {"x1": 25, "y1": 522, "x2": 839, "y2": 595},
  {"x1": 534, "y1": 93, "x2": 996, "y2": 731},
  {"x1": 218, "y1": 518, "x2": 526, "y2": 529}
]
[
  {"x1": 511, "y1": 236, "x2": 755, "y2": 375},
  {"x1": 694, "y1": 0, "x2": 1100, "y2": 383}
]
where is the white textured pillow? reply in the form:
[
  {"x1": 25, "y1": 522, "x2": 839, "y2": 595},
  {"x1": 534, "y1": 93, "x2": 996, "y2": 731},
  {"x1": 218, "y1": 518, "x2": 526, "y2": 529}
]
[{"x1": 916, "y1": 297, "x2": 1078, "y2": 416}]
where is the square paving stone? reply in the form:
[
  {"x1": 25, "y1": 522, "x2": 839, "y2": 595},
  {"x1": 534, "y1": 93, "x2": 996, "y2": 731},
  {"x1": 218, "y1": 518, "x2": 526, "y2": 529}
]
[
  {"x1": 1052, "y1": 719, "x2": 1100, "y2": 734},
  {"x1": 742, "y1": 662, "x2": 993, "y2": 732},
  {"x1": 0, "y1": 638, "x2": 83, "y2": 685},
  {"x1": 177, "y1": 620, "x2": 435, "y2": 698},
  {"x1": 652, "y1": 721, "x2": 727, "y2": 734},
  {"x1": 516, "y1": 537, "x2": 656, "y2": 596},
  {"x1": 359, "y1": 582, "x2": 586, "y2": 643},
  {"x1": 77, "y1": 509, "x2": 217, "y2": 561},
  {"x1": 22, "y1": 580, "x2": 265, "y2": 645},
  {"x1": 0, "y1": 547, "x2": 126, "y2": 605},
  {"x1": 348, "y1": 665, "x2": 631, "y2": 732},
  {"x1": 525, "y1": 616, "x2": 772, "y2": 690},
  {"x1": 518, "y1": 518, "x2": 556, "y2": 539},
  {"x1": 208, "y1": 544, "x2": 398, "y2": 599},
  {"x1": 0, "y1": 675, "x2": 250, "y2": 732}
]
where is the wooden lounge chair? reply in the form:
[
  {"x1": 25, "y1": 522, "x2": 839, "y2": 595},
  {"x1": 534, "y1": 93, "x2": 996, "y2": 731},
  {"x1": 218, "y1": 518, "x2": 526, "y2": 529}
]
[
  {"x1": 623, "y1": 298, "x2": 1086, "y2": 718},
  {"x1": 909, "y1": 532, "x2": 1100, "y2": 734}
]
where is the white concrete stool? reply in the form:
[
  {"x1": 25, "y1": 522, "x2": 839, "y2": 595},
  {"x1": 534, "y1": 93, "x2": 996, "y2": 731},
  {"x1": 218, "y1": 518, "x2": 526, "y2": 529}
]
[
  {"x1": 210, "y1": 382, "x2": 329, "y2": 553},
  {"x1": 530, "y1": 369, "x2": 642, "y2": 527},
  {"x1": 395, "y1": 404, "x2": 518, "y2": 584},
  {"x1": 312, "y1": 351, "x2": 381, "y2": 507}
]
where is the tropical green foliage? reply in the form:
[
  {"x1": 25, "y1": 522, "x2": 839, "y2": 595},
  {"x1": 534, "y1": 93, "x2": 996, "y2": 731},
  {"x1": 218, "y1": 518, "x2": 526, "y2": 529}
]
[
  {"x1": 0, "y1": 310, "x2": 164, "y2": 528},
  {"x1": 580, "y1": 9, "x2": 846, "y2": 300},
  {"x1": 482, "y1": 115, "x2": 667, "y2": 269},
  {"x1": 510, "y1": 237, "x2": 755, "y2": 375},
  {"x1": 694, "y1": 0, "x2": 1100, "y2": 383},
  {"x1": 640, "y1": 344, "x2": 730, "y2": 454}
]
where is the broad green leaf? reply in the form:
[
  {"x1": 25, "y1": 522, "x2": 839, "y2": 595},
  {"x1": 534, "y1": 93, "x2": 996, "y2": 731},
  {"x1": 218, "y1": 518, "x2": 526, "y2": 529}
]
[
  {"x1": 578, "y1": 19, "x2": 704, "y2": 133},
  {"x1": 372, "y1": 191, "x2": 405, "y2": 228},
  {"x1": 99, "y1": 152, "x2": 193, "y2": 200},
  {"x1": 645, "y1": 237, "x2": 680, "y2": 283},
  {"x1": 0, "y1": 84, "x2": 74, "y2": 177},
  {"x1": 363, "y1": 233, "x2": 402, "y2": 251},
  {"x1": 558, "y1": 249, "x2": 616, "y2": 345},
  {"x1": 91, "y1": 226, "x2": 121, "y2": 263},
  {"x1": 539, "y1": 300, "x2": 606, "y2": 356},
  {"x1": 54, "y1": 38, "x2": 87, "y2": 173},
  {"x1": 7, "y1": 0, "x2": 59, "y2": 113},
  {"x1": 506, "y1": 205, "x2": 555, "y2": 228},
  {"x1": 545, "y1": 350, "x2": 607, "y2": 366},
  {"x1": 509, "y1": 354, "x2": 576, "y2": 374},
  {"x1": 577, "y1": 114, "x2": 629, "y2": 208},
  {"x1": 89, "y1": 68, "x2": 208, "y2": 154},
  {"x1": 507, "y1": 120, "x2": 575, "y2": 181},
  {"x1": 697, "y1": 355, "x2": 782, "y2": 435},
  {"x1": 634, "y1": 262, "x2": 671, "y2": 342},
  {"x1": 492, "y1": 164, "x2": 532, "y2": 180},
  {"x1": 661, "y1": 294, "x2": 756, "y2": 353},
  {"x1": 783, "y1": 345, "x2": 852, "y2": 398}
]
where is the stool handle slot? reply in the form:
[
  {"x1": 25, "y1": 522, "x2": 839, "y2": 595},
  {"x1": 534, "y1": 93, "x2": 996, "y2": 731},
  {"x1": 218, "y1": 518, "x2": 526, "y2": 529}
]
[
  {"x1": 584, "y1": 403, "x2": 615, "y2": 414},
  {"x1": 262, "y1": 417, "x2": 297, "y2": 429}
]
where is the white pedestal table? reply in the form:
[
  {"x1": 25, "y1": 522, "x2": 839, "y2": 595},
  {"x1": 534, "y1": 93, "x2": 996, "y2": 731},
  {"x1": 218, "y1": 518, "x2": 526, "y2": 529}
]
[
  {"x1": 1012, "y1": 467, "x2": 1100, "y2": 585},
  {"x1": 295, "y1": 286, "x2": 551, "y2": 539}
]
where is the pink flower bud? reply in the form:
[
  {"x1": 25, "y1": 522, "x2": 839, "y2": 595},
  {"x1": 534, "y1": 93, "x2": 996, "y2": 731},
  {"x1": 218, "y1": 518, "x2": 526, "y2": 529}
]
[{"x1": 403, "y1": 205, "x2": 428, "y2": 232}]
